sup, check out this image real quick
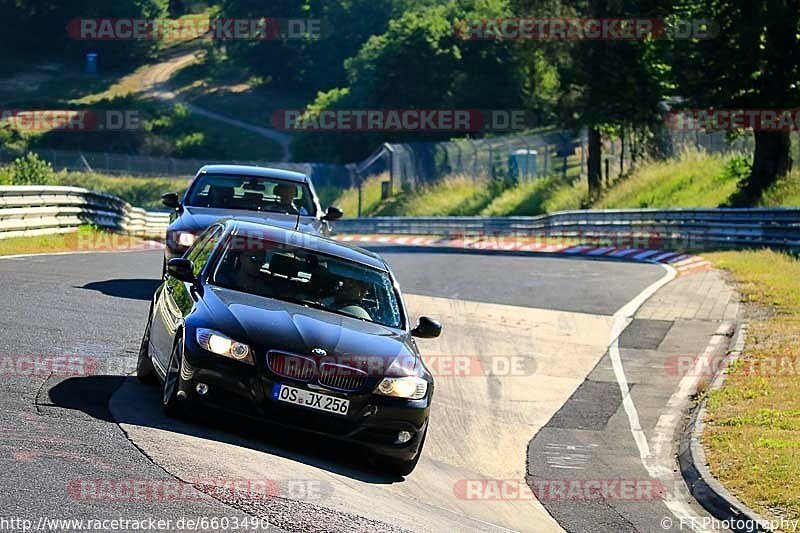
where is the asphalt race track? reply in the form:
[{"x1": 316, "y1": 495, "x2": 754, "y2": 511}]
[{"x1": 0, "y1": 248, "x2": 717, "y2": 532}]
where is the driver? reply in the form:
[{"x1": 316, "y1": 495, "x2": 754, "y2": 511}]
[
  {"x1": 329, "y1": 278, "x2": 371, "y2": 320},
  {"x1": 273, "y1": 183, "x2": 308, "y2": 215}
]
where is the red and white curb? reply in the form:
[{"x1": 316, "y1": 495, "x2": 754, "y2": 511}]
[{"x1": 333, "y1": 234, "x2": 712, "y2": 276}]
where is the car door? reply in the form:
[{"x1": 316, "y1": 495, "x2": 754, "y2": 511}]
[{"x1": 150, "y1": 225, "x2": 224, "y2": 372}]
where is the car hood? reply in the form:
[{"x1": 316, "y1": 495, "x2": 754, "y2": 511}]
[
  {"x1": 175, "y1": 206, "x2": 319, "y2": 233},
  {"x1": 206, "y1": 286, "x2": 417, "y2": 374}
]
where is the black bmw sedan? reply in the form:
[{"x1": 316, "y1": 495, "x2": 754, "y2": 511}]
[
  {"x1": 161, "y1": 165, "x2": 343, "y2": 266},
  {"x1": 137, "y1": 220, "x2": 442, "y2": 476}
]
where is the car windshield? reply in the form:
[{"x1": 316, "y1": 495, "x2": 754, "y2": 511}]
[
  {"x1": 185, "y1": 174, "x2": 316, "y2": 216},
  {"x1": 211, "y1": 238, "x2": 403, "y2": 329}
]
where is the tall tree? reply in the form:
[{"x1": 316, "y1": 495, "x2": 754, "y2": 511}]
[
  {"x1": 516, "y1": 0, "x2": 667, "y2": 198},
  {"x1": 220, "y1": 0, "x2": 405, "y2": 91},
  {"x1": 290, "y1": 0, "x2": 526, "y2": 162},
  {"x1": 670, "y1": 0, "x2": 800, "y2": 204}
]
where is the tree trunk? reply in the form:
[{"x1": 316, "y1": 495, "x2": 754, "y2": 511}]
[
  {"x1": 736, "y1": 131, "x2": 792, "y2": 204},
  {"x1": 587, "y1": 127, "x2": 602, "y2": 198}
]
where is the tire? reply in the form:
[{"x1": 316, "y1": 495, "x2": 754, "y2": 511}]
[
  {"x1": 162, "y1": 336, "x2": 185, "y2": 417},
  {"x1": 382, "y1": 427, "x2": 427, "y2": 477},
  {"x1": 136, "y1": 314, "x2": 156, "y2": 384}
]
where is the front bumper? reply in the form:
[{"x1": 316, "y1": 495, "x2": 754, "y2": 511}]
[{"x1": 179, "y1": 346, "x2": 431, "y2": 461}]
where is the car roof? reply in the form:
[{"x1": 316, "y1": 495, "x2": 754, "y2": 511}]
[
  {"x1": 222, "y1": 220, "x2": 388, "y2": 271},
  {"x1": 197, "y1": 165, "x2": 308, "y2": 184}
]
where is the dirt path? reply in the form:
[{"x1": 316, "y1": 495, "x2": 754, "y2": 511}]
[{"x1": 137, "y1": 51, "x2": 292, "y2": 162}]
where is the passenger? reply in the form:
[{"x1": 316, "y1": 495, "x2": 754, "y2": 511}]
[{"x1": 238, "y1": 251, "x2": 267, "y2": 294}]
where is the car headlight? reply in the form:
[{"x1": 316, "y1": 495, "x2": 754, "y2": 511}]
[
  {"x1": 175, "y1": 231, "x2": 196, "y2": 248},
  {"x1": 375, "y1": 376, "x2": 428, "y2": 400},
  {"x1": 196, "y1": 328, "x2": 253, "y2": 364}
]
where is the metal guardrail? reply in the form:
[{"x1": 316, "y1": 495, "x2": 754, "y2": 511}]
[
  {"x1": 0, "y1": 186, "x2": 169, "y2": 239},
  {"x1": 332, "y1": 208, "x2": 800, "y2": 251},
  {"x1": 2, "y1": 186, "x2": 797, "y2": 253}
]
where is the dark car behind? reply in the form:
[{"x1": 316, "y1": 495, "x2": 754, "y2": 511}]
[{"x1": 161, "y1": 164, "x2": 342, "y2": 265}]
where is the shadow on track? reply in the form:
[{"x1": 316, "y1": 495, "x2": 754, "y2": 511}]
[
  {"x1": 77, "y1": 279, "x2": 161, "y2": 301},
  {"x1": 48, "y1": 376, "x2": 400, "y2": 484}
]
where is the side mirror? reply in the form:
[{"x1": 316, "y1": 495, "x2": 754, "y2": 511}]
[
  {"x1": 166, "y1": 258, "x2": 195, "y2": 283},
  {"x1": 411, "y1": 316, "x2": 442, "y2": 339},
  {"x1": 162, "y1": 192, "x2": 180, "y2": 209},
  {"x1": 323, "y1": 206, "x2": 343, "y2": 221}
]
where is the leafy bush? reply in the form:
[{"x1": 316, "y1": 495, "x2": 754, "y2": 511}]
[
  {"x1": 722, "y1": 154, "x2": 752, "y2": 183},
  {"x1": 174, "y1": 132, "x2": 206, "y2": 157},
  {"x1": 8, "y1": 153, "x2": 55, "y2": 185}
]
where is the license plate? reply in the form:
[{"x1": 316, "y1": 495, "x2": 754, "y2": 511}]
[{"x1": 271, "y1": 384, "x2": 349, "y2": 416}]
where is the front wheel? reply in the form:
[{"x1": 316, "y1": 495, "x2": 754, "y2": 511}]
[
  {"x1": 136, "y1": 314, "x2": 156, "y2": 384},
  {"x1": 162, "y1": 337, "x2": 185, "y2": 417}
]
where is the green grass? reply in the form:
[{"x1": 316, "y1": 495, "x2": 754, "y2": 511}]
[
  {"x1": 374, "y1": 175, "x2": 510, "y2": 217},
  {"x1": 702, "y1": 250, "x2": 800, "y2": 521},
  {"x1": 51, "y1": 171, "x2": 189, "y2": 209},
  {"x1": 758, "y1": 170, "x2": 800, "y2": 207},
  {"x1": 596, "y1": 149, "x2": 742, "y2": 208},
  {"x1": 327, "y1": 176, "x2": 388, "y2": 217},
  {"x1": 326, "y1": 168, "x2": 586, "y2": 218},
  {"x1": 0, "y1": 226, "x2": 147, "y2": 256},
  {"x1": 480, "y1": 174, "x2": 585, "y2": 216}
]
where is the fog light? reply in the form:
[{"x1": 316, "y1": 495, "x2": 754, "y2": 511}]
[
  {"x1": 396, "y1": 430, "x2": 413, "y2": 444},
  {"x1": 195, "y1": 383, "x2": 209, "y2": 396}
]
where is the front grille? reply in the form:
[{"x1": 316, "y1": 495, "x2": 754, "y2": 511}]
[
  {"x1": 267, "y1": 351, "x2": 315, "y2": 381},
  {"x1": 318, "y1": 362, "x2": 368, "y2": 392}
]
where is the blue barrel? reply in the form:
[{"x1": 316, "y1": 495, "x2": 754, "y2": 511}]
[{"x1": 85, "y1": 53, "x2": 98, "y2": 74}]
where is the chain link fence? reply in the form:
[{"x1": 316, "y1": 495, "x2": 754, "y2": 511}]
[
  {"x1": 357, "y1": 131, "x2": 587, "y2": 194},
  {"x1": 354, "y1": 127, "x2": 755, "y2": 196},
  {"x1": 1, "y1": 126, "x2": 762, "y2": 197}
]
